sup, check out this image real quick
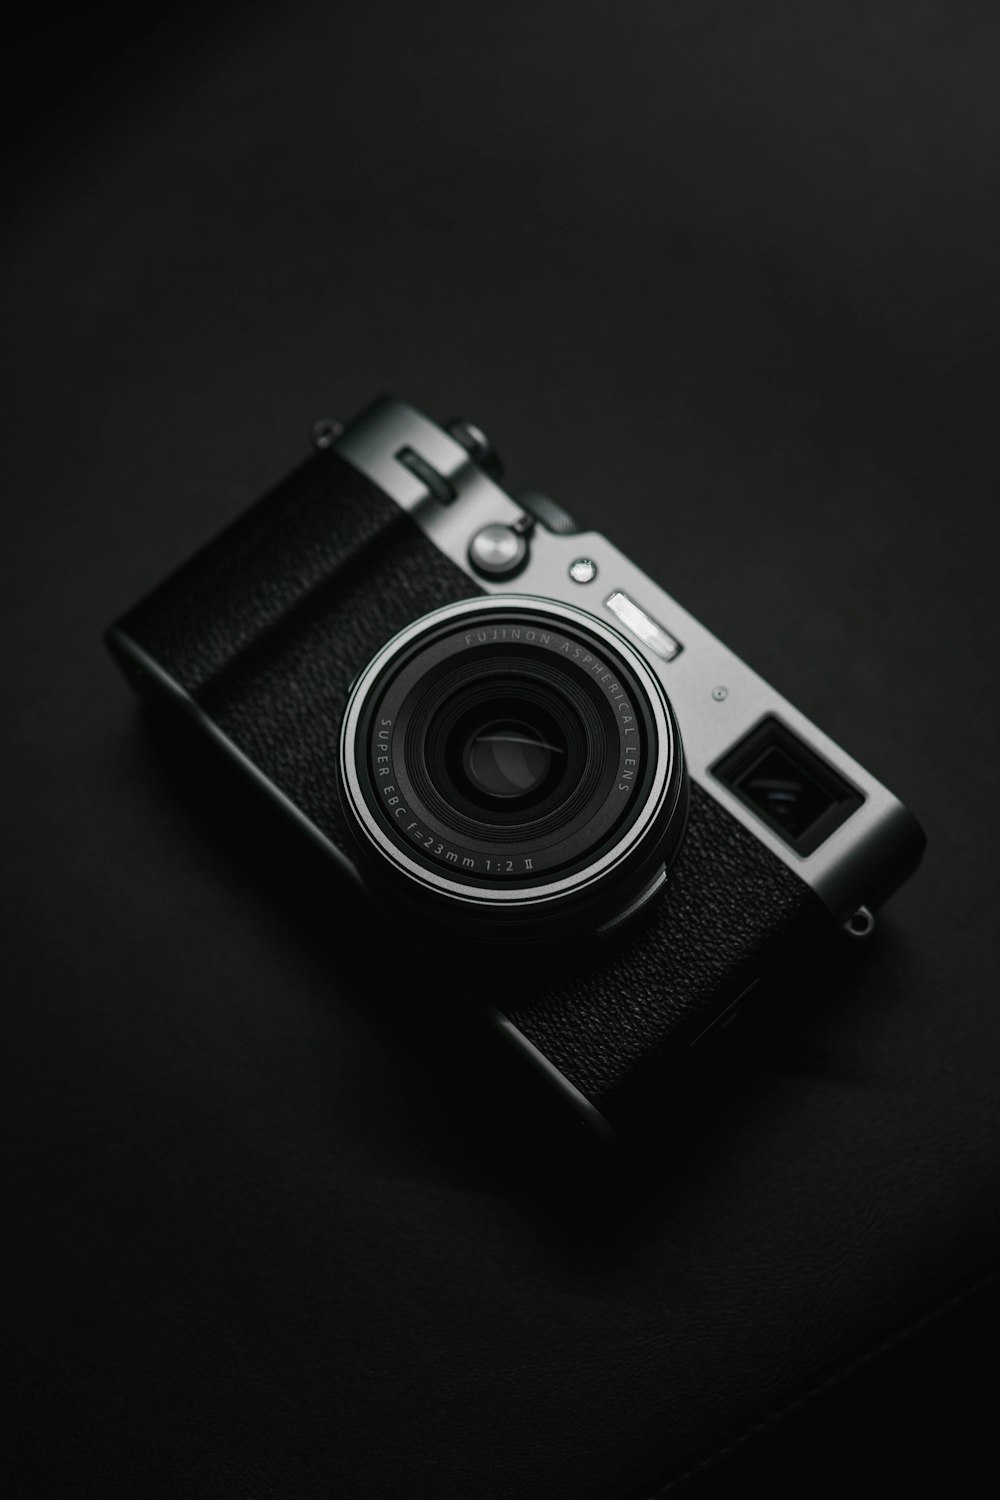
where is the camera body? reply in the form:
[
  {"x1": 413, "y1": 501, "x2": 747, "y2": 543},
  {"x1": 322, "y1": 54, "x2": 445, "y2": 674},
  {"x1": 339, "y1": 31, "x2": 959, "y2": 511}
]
[{"x1": 107, "y1": 397, "x2": 925, "y2": 1139}]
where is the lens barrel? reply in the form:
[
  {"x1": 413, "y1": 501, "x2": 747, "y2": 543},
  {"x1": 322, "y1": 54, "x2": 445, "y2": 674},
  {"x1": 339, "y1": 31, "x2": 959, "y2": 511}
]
[{"x1": 338, "y1": 596, "x2": 688, "y2": 944}]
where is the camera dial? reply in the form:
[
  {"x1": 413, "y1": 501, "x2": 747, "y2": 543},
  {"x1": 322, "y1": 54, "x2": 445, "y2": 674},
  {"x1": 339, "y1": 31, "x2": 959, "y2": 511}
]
[{"x1": 338, "y1": 595, "x2": 688, "y2": 945}]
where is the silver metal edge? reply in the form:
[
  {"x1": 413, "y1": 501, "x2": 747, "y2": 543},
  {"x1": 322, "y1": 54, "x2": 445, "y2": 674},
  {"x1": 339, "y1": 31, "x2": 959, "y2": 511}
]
[{"x1": 490, "y1": 1014, "x2": 618, "y2": 1143}]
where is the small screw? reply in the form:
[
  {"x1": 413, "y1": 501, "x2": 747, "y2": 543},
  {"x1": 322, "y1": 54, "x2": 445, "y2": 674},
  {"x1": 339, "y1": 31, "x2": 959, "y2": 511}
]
[
  {"x1": 311, "y1": 417, "x2": 343, "y2": 450},
  {"x1": 712, "y1": 686, "x2": 728, "y2": 702},
  {"x1": 569, "y1": 558, "x2": 598, "y2": 584}
]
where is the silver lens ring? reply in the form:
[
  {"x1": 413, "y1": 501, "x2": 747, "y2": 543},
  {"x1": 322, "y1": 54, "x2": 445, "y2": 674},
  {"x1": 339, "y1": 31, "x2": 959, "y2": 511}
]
[{"x1": 338, "y1": 595, "x2": 687, "y2": 942}]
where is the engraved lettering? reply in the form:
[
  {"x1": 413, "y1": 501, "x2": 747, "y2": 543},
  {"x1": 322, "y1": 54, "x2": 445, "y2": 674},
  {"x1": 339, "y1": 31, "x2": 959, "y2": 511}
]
[
  {"x1": 523, "y1": 858, "x2": 534, "y2": 871},
  {"x1": 446, "y1": 851, "x2": 458, "y2": 863},
  {"x1": 462, "y1": 857, "x2": 475, "y2": 869}
]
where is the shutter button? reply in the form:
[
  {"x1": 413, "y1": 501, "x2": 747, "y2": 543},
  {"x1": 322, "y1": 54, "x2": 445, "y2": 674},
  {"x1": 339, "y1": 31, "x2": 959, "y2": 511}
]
[{"x1": 468, "y1": 517, "x2": 533, "y2": 579}]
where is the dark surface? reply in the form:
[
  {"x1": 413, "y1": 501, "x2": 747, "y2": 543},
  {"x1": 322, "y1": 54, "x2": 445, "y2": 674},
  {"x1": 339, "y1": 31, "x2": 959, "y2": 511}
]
[{"x1": 4, "y1": 3, "x2": 1000, "y2": 1495}]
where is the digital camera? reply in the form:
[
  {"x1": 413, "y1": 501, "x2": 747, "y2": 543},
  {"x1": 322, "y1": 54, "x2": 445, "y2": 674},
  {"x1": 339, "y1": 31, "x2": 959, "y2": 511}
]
[{"x1": 107, "y1": 397, "x2": 925, "y2": 1140}]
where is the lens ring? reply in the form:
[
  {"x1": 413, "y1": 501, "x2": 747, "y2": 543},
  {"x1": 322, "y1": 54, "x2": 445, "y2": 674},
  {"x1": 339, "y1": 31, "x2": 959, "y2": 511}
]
[
  {"x1": 338, "y1": 595, "x2": 687, "y2": 942},
  {"x1": 384, "y1": 637, "x2": 641, "y2": 865}
]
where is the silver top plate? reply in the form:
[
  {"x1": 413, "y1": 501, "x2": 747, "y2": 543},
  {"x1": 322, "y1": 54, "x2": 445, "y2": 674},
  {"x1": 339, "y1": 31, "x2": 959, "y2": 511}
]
[{"x1": 338, "y1": 397, "x2": 922, "y2": 920}]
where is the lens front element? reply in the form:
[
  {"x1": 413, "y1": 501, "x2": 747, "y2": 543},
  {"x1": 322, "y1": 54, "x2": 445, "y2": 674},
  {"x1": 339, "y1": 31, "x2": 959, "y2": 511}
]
[{"x1": 455, "y1": 711, "x2": 565, "y2": 805}]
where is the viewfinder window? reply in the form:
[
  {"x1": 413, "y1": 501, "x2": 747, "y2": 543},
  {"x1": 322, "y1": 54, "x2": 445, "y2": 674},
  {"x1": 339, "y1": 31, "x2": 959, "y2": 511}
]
[{"x1": 712, "y1": 718, "x2": 864, "y2": 856}]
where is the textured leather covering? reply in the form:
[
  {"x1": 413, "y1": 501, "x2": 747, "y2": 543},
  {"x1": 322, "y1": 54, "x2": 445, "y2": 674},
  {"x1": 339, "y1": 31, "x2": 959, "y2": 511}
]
[
  {"x1": 114, "y1": 454, "x2": 827, "y2": 1129},
  {"x1": 502, "y1": 782, "x2": 828, "y2": 1124},
  {"x1": 115, "y1": 450, "x2": 484, "y2": 853}
]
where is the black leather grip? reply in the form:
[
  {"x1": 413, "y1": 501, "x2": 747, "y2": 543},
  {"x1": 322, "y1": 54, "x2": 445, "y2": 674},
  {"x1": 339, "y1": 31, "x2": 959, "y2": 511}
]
[
  {"x1": 501, "y1": 780, "x2": 830, "y2": 1124},
  {"x1": 113, "y1": 450, "x2": 484, "y2": 854},
  {"x1": 112, "y1": 449, "x2": 830, "y2": 1132}
]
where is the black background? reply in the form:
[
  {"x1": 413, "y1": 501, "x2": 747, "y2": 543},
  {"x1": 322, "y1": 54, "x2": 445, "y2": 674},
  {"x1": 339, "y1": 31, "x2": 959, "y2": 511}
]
[{"x1": 4, "y1": 3, "x2": 1000, "y2": 1494}]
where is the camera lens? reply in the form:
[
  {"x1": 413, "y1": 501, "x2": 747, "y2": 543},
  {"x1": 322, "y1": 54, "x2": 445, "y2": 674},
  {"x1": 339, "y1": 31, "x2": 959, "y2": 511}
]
[
  {"x1": 338, "y1": 597, "x2": 688, "y2": 944},
  {"x1": 410, "y1": 662, "x2": 607, "y2": 848},
  {"x1": 453, "y1": 709, "x2": 565, "y2": 805}
]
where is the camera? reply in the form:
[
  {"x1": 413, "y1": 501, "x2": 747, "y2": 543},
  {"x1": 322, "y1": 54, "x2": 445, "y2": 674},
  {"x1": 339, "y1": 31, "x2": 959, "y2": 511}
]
[{"x1": 107, "y1": 397, "x2": 925, "y2": 1139}]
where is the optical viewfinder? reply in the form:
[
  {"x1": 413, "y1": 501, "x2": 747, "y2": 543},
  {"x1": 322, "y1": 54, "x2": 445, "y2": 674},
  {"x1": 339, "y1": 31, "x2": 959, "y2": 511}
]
[{"x1": 712, "y1": 718, "x2": 864, "y2": 856}]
